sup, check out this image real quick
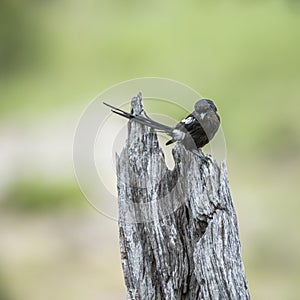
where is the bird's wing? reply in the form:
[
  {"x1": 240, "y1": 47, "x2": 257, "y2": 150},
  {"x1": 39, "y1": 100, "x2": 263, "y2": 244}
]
[{"x1": 177, "y1": 113, "x2": 207, "y2": 136}]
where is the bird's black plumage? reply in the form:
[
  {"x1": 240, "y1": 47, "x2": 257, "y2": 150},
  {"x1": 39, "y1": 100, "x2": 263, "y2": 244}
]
[
  {"x1": 166, "y1": 99, "x2": 220, "y2": 150},
  {"x1": 166, "y1": 113, "x2": 209, "y2": 149},
  {"x1": 103, "y1": 99, "x2": 220, "y2": 154}
]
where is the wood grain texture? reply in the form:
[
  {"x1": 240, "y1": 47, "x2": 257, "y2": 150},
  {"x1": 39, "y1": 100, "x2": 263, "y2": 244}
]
[{"x1": 116, "y1": 93, "x2": 250, "y2": 300}]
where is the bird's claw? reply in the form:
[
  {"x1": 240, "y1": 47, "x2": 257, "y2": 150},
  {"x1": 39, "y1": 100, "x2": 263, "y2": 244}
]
[{"x1": 191, "y1": 149, "x2": 212, "y2": 165}]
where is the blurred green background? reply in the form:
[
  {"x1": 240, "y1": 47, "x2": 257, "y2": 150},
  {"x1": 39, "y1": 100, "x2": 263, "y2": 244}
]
[{"x1": 1, "y1": 0, "x2": 300, "y2": 299}]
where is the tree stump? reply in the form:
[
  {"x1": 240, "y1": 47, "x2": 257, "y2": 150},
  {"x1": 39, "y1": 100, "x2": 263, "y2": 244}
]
[{"x1": 116, "y1": 92, "x2": 250, "y2": 300}]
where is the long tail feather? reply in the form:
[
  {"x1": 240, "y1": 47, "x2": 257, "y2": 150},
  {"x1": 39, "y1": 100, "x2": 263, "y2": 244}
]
[{"x1": 103, "y1": 102, "x2": 174, "y2": 134}]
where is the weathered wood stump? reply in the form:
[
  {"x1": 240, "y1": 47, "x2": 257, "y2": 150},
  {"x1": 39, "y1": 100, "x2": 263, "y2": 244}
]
[{"x1": 116, "y1": 92, "x2": 250, "y2": 300}]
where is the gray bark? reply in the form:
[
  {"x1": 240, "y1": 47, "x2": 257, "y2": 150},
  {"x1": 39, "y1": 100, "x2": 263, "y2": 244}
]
[{"x1": 116, "y1": 92, "x2": 250, "y2": 300}]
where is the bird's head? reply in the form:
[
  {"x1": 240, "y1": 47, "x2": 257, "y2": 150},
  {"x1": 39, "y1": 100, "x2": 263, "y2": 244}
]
[{"x1": 194, "y1": 99, "x2": 217, "y2": 113}]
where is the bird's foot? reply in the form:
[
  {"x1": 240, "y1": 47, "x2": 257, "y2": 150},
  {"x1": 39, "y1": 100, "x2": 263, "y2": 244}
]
[{"x1": 191, "y1": 149, "x2": 212, "y2": 165}]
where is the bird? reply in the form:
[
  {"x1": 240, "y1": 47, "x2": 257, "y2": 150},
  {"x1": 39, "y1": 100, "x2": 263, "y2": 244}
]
[{"x1": 103, "y1": 99, "x2": 220, "y2": 161}]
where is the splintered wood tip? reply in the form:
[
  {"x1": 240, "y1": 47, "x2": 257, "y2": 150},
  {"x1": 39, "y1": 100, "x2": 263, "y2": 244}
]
[{"x1": 131, "y1": 92, "x2": 144, "y2": 115}]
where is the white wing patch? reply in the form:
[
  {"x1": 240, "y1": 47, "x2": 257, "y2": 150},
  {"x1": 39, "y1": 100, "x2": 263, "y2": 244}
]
[{"x1": 181, "y1": 116, "x2": 194, "y2": 125}]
